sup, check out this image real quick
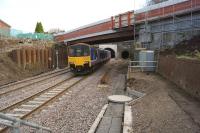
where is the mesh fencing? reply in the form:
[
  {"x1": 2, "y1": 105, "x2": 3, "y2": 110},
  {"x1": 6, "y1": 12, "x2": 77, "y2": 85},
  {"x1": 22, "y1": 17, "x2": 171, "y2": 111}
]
[{"x1": 0, "y1": 28, "x2": 53, "y2": 40}]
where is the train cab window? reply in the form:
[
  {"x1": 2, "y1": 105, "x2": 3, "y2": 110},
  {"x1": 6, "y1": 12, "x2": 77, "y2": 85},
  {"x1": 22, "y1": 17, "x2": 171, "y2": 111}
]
[{"x1": 69, "y1": 45, "x2": 90, "y2": 57}]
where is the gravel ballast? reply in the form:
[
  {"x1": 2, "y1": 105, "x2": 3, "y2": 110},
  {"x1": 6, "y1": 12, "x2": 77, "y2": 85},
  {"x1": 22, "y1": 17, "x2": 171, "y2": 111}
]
[
  {"x1": 20, "y1": 60, "x2": 124, "y2": 133},
  {"x1": 0, "y1": 72, "x2": 73, "y2": 110}
]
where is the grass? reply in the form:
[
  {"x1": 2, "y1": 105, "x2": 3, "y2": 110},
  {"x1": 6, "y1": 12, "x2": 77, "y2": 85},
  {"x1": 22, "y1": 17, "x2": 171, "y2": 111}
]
[{"x1": 176, "y1": 51, "x2": 200, "y2": 61}]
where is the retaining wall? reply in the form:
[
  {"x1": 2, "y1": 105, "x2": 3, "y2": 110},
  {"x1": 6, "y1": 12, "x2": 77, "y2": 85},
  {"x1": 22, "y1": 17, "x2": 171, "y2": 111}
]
[
  {"x1": 10, "y1": 47, "x2": 53, "y2": 70},
  {"x1": 158, "y1": 54, "x2": 200, "y2": 100}
]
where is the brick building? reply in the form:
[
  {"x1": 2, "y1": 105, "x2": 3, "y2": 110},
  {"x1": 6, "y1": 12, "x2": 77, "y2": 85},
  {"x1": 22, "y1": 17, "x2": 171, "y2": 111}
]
[{"x1": 0, "y1": 19, "x2": 11, "y2": 36}]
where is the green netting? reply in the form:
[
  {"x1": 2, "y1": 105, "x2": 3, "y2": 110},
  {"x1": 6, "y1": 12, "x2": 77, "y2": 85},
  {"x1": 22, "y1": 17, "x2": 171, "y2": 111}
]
[
  {"x1": 0, "y1": 28, "x2": 53, "y2": 40},
  {"x1": 0, "y1": 28, "x2": 10, "y2": 37},
  {"x1": 16, "y1": 33, "x2": 53, "y2": 40}
]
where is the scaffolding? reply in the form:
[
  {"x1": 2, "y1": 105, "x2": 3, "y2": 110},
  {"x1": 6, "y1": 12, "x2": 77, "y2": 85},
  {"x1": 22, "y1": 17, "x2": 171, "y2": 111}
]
[
  {"x1": 129, "y1": 0, "x2": 200, "y2": 72},
  {"x1": 140, "y1": 0, "x2": 200, "y2": 50}
]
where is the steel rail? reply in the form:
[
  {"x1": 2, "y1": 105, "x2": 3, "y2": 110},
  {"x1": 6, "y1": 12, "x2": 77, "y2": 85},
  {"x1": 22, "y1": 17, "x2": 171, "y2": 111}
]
[
  {"x1": 0, "y1": 75, "x2": 87, "y2": 132},
  {"x1": 0, "y1": 70, "x2": 71, "y2": 97},
  {"x1": 0, "y1": 67, "x2": 69, "y2": 90}
]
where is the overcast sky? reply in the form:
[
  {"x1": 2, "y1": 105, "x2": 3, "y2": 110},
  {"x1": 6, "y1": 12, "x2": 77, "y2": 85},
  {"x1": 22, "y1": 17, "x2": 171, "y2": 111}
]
[{"x1": 0, "y1": 0, "x2": 147, "y2": 33}]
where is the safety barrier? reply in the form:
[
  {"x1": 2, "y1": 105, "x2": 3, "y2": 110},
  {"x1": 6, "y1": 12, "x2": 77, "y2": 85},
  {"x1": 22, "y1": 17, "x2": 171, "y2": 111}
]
[
  {"x1": 0, "y1": 113, "x2": 51, "y2": 133},
  {"x1": 128, "y1": 61, "x2": 158, "y2": 73}
]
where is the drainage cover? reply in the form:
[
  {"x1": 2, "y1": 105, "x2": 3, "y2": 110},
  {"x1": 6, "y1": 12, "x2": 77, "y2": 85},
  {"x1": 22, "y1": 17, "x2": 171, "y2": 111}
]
[{"x1": 108, "y1": 95, "x2": 132, "y2": 103}]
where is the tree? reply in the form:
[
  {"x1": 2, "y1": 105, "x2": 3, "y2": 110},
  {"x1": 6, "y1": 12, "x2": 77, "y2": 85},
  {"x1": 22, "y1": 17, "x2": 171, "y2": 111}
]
[{"x1": 35, "y1": 22, "x2": 44, "y2": 33}]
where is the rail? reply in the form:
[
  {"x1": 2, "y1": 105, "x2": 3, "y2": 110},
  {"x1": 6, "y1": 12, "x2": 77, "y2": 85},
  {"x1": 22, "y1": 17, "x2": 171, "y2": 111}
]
[
  {"x1": 0, "y1": 75, "x2": 87, "y2": 132},
  {"x1": 0, "y1": 113, "x2": 51, "y2": 133},
  {"x1": 128, "y1": 61, "x2": 158, "y2": 72}
]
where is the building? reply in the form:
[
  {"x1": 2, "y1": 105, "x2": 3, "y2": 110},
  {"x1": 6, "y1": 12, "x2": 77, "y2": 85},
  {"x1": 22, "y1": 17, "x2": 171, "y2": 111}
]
[{"x1": 0, "y1": 19, "x2": 11, "y2": 36}]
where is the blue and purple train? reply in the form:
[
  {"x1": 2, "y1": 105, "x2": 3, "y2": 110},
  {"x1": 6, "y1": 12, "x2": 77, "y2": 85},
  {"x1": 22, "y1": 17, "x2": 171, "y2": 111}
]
[{"x1": 68, "y1": 43, "x2": 111, "y2": 74}]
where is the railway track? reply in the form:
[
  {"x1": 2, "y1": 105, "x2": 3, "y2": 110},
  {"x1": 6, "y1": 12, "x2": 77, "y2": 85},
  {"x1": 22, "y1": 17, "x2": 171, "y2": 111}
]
[
  {"x1": 0, "y1": 75, "x2": 87, "y2": 132},
  {"x1": 0, "y1": 67, "x2": 69, "y2": 90},
  {"x1": 0, "y1": 68, "x2": 71, "y2": 97}
]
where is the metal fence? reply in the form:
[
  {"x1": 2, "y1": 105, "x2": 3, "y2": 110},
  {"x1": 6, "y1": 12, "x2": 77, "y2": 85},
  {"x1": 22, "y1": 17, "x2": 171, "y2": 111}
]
[{"x1": 128, "y1": 61, "x2": 158, "y2": 72}]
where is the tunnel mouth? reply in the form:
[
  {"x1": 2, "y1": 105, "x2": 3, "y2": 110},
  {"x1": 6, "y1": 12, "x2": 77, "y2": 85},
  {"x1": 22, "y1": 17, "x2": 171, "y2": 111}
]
[
  {"x1": 121, "y1": 51, "x2": 129, "y2": 59},
  {"x1": 105, "y1": 48, "x2": 115, "y2": 58}
]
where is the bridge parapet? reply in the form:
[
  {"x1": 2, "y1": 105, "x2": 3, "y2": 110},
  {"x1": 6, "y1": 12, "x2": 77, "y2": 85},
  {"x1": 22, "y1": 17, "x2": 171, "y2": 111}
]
[{"x1": 112, "y1": 11, "x2": 134, "y2": 29}]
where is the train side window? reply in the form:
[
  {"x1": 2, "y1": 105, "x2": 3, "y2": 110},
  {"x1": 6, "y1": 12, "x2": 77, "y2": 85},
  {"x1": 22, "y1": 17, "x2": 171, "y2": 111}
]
[{"x1": 94, "y1": 49, "x2": 97, "y2": 60}]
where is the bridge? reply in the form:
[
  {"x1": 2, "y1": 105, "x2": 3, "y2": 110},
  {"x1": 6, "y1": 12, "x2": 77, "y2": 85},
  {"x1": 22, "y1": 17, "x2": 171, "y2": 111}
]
[{"x1": 55, "y1": 0, "x2": 200, "y2": 46}]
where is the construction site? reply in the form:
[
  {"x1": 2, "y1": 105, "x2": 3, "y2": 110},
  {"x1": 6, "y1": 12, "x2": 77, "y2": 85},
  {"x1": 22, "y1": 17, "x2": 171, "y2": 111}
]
[{"x1": 0, "y1": 0, "x2": 200, "y2": 132}]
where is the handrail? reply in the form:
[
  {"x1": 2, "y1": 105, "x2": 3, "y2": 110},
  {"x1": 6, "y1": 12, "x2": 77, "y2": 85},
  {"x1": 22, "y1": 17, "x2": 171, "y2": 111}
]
[
  {"x1": 128, "y1": 60, "x2": 158, "y2": 72},
  {"x1": 0, "y1": 113, "x2": 52, "y2": 133}
]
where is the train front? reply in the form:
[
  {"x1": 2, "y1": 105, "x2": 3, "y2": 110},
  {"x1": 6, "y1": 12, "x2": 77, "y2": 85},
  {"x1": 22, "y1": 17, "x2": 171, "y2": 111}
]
[{"x1": 68, "y1": 43, "x2": 91, "y2": 74}]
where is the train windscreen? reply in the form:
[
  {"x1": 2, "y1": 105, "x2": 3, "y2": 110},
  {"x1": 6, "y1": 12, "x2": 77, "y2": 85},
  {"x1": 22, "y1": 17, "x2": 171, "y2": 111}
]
[{"x1": 69, "y1": 45, "x2": 90, "y2": 57}]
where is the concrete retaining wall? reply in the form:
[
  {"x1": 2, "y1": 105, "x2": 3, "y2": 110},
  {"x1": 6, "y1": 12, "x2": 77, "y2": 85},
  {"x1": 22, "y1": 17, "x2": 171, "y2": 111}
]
[{"x1": 158, "y1": 55, "x2": 200, "y2": 100}]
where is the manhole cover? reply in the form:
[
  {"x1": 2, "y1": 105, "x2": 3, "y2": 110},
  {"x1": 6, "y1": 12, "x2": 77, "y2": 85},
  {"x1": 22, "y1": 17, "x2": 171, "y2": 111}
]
[{"x1": 108, "y1": 95, "x2": 132, "y2": 103}]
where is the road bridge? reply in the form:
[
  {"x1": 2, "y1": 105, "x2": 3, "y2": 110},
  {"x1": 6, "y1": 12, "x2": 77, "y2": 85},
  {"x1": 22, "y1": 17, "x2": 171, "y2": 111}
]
[
  {"x1": 55, "y1": 0, "x2": 200, "y2": 47},
  {"x1": 54, "y1": 0, "x2": 200, "y2": 59}
]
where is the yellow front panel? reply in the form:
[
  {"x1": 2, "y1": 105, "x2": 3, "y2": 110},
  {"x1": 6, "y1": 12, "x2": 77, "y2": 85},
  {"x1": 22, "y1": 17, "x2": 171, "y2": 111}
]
[{"x1": 68, "y1": 56, "x2": 91, "y2": 66}]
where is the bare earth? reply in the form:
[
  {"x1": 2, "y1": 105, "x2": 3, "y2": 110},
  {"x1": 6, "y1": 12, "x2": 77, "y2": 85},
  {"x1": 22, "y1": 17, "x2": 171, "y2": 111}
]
[{"x1": 128, "y1": 72, "x2": 200, "y2": 133}]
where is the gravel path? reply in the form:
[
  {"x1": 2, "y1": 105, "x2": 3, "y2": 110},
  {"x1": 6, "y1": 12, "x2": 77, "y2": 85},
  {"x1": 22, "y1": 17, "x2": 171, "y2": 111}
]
[
  {"x1": 0, "y1": 72, "x2": 73, "y2": 110},
  {"x1": 128, "y1": 72, "x2": 200, "y2": 133},
  {"x1": 19, "y1": 60, "x2": 125, "y2": 133}
]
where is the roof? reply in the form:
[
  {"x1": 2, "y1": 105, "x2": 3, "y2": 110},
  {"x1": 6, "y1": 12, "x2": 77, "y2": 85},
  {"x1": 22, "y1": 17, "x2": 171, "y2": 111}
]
[{"x1": 0, "y1": 19, "x2": 11, "y2": 28}]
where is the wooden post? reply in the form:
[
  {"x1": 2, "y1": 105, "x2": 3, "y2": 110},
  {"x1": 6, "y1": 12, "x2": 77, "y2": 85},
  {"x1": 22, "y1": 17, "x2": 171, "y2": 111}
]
[
  {"x1": 26, "y1": 48, "x2": 31, "y2": 64},
  {"x1": 48, "y1": 48, "x2": 52, "y2": 69},
  {"x1": 41, "y1": 49, "x2": 45, "y2": 67},
  {"x1": 16, "y1": 49, "x2": 21, "y2": 67},
  {"x1": 45, "y1": 49, "x2": 48, "y2": 68},
  {"x1": 21, "y1": 48, "x2": 26, "y2": 69},
  {"x1": 36, "y1": 49, "x2": 41, "y2": 64},
  {"x1": 32, "y1": 48, "x2": 36, "y2": 64}
]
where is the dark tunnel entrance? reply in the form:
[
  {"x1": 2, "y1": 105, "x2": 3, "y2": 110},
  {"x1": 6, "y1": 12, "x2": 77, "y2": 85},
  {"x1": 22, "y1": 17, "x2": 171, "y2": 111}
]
[
  {"x1": 121, "y1": 50, "x2": 129, "y2": 59},
  {"x1": 105, "y1": 48, "x2": 115, "y2": 58}
]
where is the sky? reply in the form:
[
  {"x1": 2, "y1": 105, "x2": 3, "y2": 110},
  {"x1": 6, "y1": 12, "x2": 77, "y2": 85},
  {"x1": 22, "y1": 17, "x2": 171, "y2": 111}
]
[{"x1": 0, "y1": 0, "x2": 147, "y2": 33}]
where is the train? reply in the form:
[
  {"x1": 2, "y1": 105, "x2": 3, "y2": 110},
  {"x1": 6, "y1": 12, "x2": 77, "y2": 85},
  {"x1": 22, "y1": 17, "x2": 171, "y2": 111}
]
[{"x1": 68, "y1": 43, "x2": 111, "y2": 74}]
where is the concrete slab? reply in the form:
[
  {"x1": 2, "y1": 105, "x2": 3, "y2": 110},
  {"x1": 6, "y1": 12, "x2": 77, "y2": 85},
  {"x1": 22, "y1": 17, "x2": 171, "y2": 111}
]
[
  {"x1": 13, "y1": 108, "x2": 32, "y2": 112},
  {"x1": 104, "y1": 103, "x2": 124, "y2": 118},
  {"x1": 114, "y1": 75, "x2": 126, "y2": 95},
  {"x1": 21, "y1": 104, "x2": 38, "y2": 108},
  {"x1": 123, "y1": 104, "x2": 133, "y2": 133},
  {"x1": 88, "y1": 104, "x2": 108, "y2": 133},
  {"x1": 34, "y1": 97, "x2": 49, "y2": 101},
  {"x1": 108, "y1": 95, "x2": 132, "y2": 103},
  {"x1": 109, "y1": 117, "x2": 122, "y2": 133},
  {"x1": 45, "y1": 92, "x2": 57, "y2": 95},
  {"x1": 95, "y1": 117, "x2": 112, "y2": 133},
  {"x1": 28, "y1": 101, "x2": 43, "y2": 104},
  {"x1": 40, "y1": 95, "x2": 53, "y2": 98},
  {"x1": 49, "y1": 90, "x2": 61, "y2": 93},
  {"x1": 6, "y1": 113, "x2": 24, "y2": 117}
]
